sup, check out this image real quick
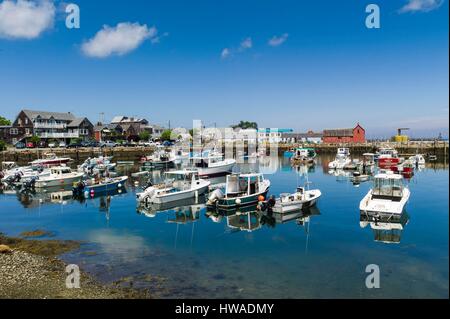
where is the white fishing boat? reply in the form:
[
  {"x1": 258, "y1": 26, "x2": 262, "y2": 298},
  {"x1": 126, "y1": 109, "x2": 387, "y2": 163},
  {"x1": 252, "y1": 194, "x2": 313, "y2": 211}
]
[
  {"x1": 34, "y1": 166, "x2": 84, "y2": 188},
  {"x1": 328, "y1": 148, "x2": 351, "y2": 169},
  {"x1": 29, "y1": 153, "x2": 72, "y2": 167},
  {"x1": 207, "y1": 173, "x2": 270, "y2": 208},
  {"x1": 270, "y1": 187, "x2": 321, "y2": 214},
  {"x1": 359, "y1": 171, "x2": 410, "y2": 216},
  {"x1": 190, "y1": 154, "x2": 236, "y2": 177},
  {"x1": 136, "y1": 169, "x2": 210, "y2": 204}
]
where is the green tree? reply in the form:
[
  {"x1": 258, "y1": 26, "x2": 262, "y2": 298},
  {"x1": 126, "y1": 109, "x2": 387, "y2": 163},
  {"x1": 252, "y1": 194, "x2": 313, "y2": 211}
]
[
  {"x1": 0, "y1": 116, "x2": 11, "y2": 126},
  {"x1": 161, "y1": 129, "x2": 173, "y2": 141},
  {"x1": 0, "y1": 139, "x2": 6, "y2": 151},
  {"x1": 231, "y1": 121, "x2": 258, "y2": 130},
  {"x1": 30, "y1": 135, "x2": 40, "y2": 146},
  {"x1": 139, "y1": 130, "x2": 151, "y2": 141}
]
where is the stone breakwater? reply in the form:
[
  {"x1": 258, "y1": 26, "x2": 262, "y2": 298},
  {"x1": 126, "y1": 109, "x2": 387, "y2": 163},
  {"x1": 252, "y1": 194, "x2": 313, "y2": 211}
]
[{"x1": 0, "y1": 233, "x2": 151, "y2": 299}]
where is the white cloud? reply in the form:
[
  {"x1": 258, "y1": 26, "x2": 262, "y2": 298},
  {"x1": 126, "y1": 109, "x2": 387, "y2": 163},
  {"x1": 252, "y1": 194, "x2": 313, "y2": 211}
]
[
  {"x1": 239, "y1": 37, "x2": 252, "y2": 51},
  {"x1": 82, "y1": 22, "x2": 157, "y2": 58},
  {"x1": 399, "y1": 0, "x2": 444, "y2": 13},
  {"x1": 268, "y1": 33, "x2": 289, "y2": 47},
  {"x1": 0, "y1": 0, "x2": 55, "y2": 39},
  {"x1": 221, "y1": 48, "x2": 230, "y2": 59}
]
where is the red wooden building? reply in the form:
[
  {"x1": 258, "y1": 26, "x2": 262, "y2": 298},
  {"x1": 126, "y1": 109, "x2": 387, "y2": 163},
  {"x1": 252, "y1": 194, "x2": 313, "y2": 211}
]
[{"x1": 323, "y1": 123, "x2": 366, "y2": 144}]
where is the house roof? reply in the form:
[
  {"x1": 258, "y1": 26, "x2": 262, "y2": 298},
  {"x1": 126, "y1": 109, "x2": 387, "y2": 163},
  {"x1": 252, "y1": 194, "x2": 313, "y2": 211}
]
[
  {"x1": 281, "y1": 132, "x2": 323, "y2": 139},
  {"x1": 22, "y1": 109, "x2": 76, "y2": 121},
  {"x1": 323, "y1": 128, "x2": 354, "y2": 137},
  {"x1": 111, "y1": 116, "x2": 126, "y2": 124},
  {"x1": 67, "y1": 117, "x2": 90, "y2": 127}
]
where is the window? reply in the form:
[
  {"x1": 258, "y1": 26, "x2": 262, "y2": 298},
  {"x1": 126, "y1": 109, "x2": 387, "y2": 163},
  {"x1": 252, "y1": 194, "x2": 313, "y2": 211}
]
[
  {"x1": 10, "y1": 128, "x2": 18, "y2": 135},
  {"x1": 25, "y1": 128, "x2": 31, "y2": 135}
]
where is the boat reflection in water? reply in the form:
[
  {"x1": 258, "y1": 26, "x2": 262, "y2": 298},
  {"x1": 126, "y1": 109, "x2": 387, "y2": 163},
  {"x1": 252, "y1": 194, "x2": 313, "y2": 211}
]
[
  {"x1": 15, "y1": 185, "x2": 127, "y2": 218},
  {"x1": 137, "y1": 195, "x2": 207, "y2": 220},
  {"x1": 360, "y1": 211, "x2": 410, "y2": 244},
  {"x1": 206, "y1": 204, "x2": 321, "y2": 236}
]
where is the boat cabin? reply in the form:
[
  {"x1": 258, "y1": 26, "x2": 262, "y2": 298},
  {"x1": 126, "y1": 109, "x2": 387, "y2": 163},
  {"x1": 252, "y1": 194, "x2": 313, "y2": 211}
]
[
  {"x1": 225, "y1": 174, "x2": 265, "y2": 198},
  {"x1": 295, "y1": 148, "x2": 316, "y2": 158},
  {"x1": 378, "y1": 148, "x2": 398, "y2": 158},
  {"x1": 191, "y1": 155, "x2": 223, "y2": 168},
  {"x1": 371, "y1": 173, "x2": 405, "y2": 200},
  {"x1": 164, "y1": 170, "x2": 201, "y2": 189},
  {"x1": 337, "y1": 148, "x2": 350, "y2": 156},
  {"x1": 50, "y1": 167, "x2": 72, "y2": 175}
]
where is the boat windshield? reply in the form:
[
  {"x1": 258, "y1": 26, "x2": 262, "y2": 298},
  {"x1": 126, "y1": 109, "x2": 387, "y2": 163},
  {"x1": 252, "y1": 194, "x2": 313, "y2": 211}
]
[
  {"x1": 373, "y1": 177, "x2": 403, "y2": 198},
  {"x1": 226, "y1": 175, "x2": 260, "y2": 196}
]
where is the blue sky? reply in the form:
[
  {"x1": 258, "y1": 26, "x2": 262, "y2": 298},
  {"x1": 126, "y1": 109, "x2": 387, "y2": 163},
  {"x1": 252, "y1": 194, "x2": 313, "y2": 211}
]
[{"x1": 0, "y1": 0, "x2": 448, "y2": 138}]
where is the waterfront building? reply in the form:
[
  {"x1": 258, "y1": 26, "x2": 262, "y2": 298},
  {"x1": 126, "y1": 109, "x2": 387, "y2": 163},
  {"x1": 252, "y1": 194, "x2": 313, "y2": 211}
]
[
  {"x1": 258, "y1": 128, "x2": 294, "y2": 144},
  {"x1": 281, "y1": 130, "x2": 323, "y2": 144},
  {"x1": 323, "y1": 123, "x2": 366, "y2": 144},
  {"x1": 6, "y1": 109, "x2": 94, "y2": 145}
]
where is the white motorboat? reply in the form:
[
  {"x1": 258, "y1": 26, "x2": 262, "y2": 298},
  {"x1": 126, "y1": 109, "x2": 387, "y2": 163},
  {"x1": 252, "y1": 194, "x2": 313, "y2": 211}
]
[
  {"x1": 1, "y1": 162, "x2": 50, "y2": 184},
  {"x1": 409, "y1": 154, "x2": 426, "y2": 166},
  {"x1": 359, "y1": 171, "x2": 410, "y2": 216},
  {"x1": 270, "y1": 187, "x2": 321, "y2": 214},
  {"x1": 136, "y1": 169, "x2": 211, "y2": 204},
  {"x1": 34, "y1": 166, "x2": 84, "y2": 188},
  {"x1": 328, "y1": 148, "x2": 351, "y2": 169},
  {"x1": 190, "y1": 154, "x2": 236, "y2": 177},
  {"x1": 77, "y1": 156, "x2": 116, "y2": 174},
  {"x1": 141, "y1": 149, "x2": 176, "y2": 169},
  {"x1": 29, "y1": 153, "x2": 72, "y2": 167}
]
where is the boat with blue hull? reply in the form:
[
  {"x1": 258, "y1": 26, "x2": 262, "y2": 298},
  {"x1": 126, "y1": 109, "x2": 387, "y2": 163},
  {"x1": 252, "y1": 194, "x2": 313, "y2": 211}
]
[{"x1": 73, "y1": 176, "x2": 128, "y2": 197}]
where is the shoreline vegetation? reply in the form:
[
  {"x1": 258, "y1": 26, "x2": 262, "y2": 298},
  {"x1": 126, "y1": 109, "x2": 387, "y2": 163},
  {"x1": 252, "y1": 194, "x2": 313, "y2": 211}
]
[{"x1": 0, "y1": 232, "x2": 152, "y2": 299}]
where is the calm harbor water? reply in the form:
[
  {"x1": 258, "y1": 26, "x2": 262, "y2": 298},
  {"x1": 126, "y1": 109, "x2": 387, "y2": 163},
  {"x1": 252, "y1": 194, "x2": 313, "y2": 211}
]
[{"x1": 0, "y1": 155, "x2": 448, "y2": 299}]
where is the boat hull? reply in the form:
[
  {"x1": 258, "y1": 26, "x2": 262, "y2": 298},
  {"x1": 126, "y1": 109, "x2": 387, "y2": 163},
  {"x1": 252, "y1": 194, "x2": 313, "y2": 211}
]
[
  {"x1": 35, "y1": 174, "x2": 83, "y2": 188},
  {"x1": 214, "y1": 190, "x2": 269, "y2": 209},
  {"x1": 148, "y1": 184, "x2": 210, "y2": 204},
  {"x1": 197, "y1": 162, "x2": 235, "y2": 177}
]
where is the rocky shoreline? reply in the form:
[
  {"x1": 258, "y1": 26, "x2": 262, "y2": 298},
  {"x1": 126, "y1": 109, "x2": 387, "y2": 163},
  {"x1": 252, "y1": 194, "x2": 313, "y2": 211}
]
[{"x1": 0, "y1": 232, "x2": 152, "y2": 299}]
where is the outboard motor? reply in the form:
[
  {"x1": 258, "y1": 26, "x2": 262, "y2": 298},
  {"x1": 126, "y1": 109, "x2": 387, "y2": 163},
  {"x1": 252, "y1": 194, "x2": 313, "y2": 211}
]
[
  {"x1": 22, "y1": 177, "x2": 37, "y2": 190},
  {"x1": 73, "y1": 181, "x2": 86, "y2": 197},
  {"x1": 207, "y1": 189, "x2": 224, "y2": 205}
]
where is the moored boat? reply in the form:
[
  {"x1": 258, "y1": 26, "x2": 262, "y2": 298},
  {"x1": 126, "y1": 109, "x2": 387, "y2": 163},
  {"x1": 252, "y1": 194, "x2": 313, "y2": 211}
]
[
  {"x1": 136, "y1": 169, "x2": 210, "y2": 204},
  {"x1": 34, "y1": 166, "x2": 84, "y2": 188},
  {"x1": 359, "y1": 171, "x2": 410, "y2": 216},
  {"x1": 269, "y1": 187, "x2": 321, "y2": 214},
  {"x1": 328, "y1": 148, "x2": 351, "y2": 169},
  {"x1": 291, "y1": 148, "x2": 317, "y2": 165},
  {"x1": 29, "y1": 153, "x2": 72, "y2": 167},
  {"x1": 73, "y1": 175, "x2": 128, "y2": 197},
  {"x1": 190, "y1": 154, "x2": 236, "y2": 177},
  {"x1": 207, "y1": 173, "x2": 270, "y2": 209}
]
